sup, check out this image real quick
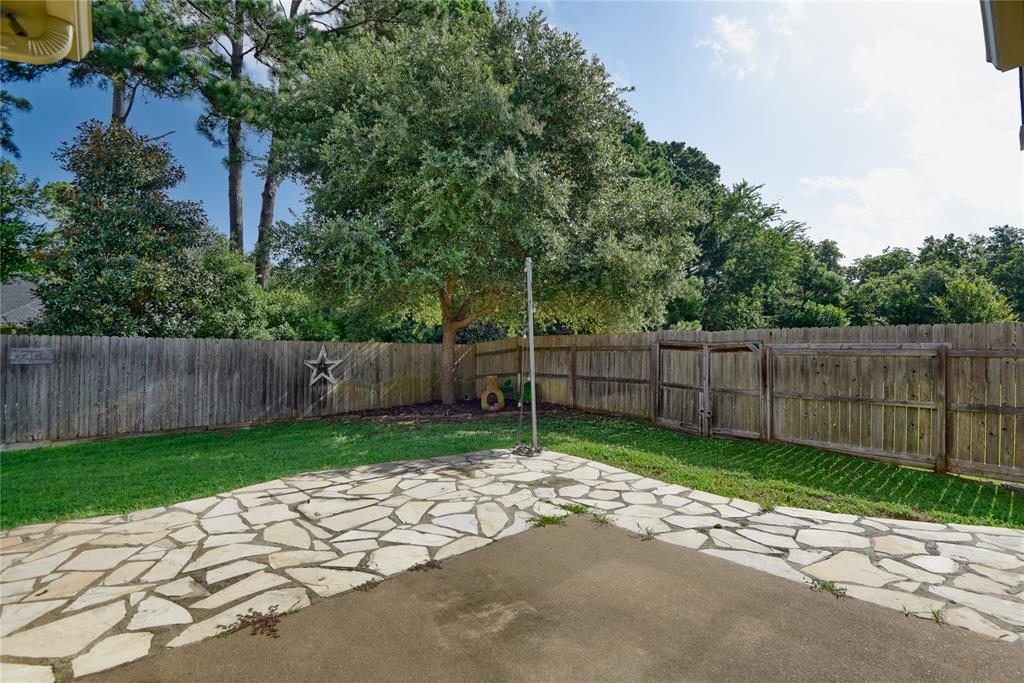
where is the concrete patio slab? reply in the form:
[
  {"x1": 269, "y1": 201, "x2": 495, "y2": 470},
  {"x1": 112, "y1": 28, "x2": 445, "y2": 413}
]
[{"x1": 91, "y1": 517, "x2": 1024, "y2": 682}]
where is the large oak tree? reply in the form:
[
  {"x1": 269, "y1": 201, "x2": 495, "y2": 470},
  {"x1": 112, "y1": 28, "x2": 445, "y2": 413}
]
[{"x1": 278, "y1": 3, "x2": 698, "y2": 403}]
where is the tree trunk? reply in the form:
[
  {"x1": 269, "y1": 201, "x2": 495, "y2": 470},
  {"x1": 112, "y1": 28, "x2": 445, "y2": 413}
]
[
  {"x1": 227, "y1": 10, "x2": 245, "y2": 252},
  {"x1": 111, "y1": 78, "x2": 126, "y2": 124},
  {"x1": 254, "y1": 155, "x2": 280, "y2": 289},
  {"x1": 438, "y1": 284, "x2": 499, "y2": 405},
  {"x1": 228, "y1": 119, "x2": 244, "y2": 251},
  {"x1": 441, "y1": 320, "x2": 458, "y2": 405}
]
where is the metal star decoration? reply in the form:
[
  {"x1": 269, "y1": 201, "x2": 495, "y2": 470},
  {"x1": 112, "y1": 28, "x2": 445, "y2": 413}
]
[{"x1": 303, "y1": 344, "x2": 342, "y2": 386}]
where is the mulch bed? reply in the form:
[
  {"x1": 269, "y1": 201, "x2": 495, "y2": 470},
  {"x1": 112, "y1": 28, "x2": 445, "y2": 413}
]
[{"x1": 334, "y1": 400, "x2": 583, "y2": 425}]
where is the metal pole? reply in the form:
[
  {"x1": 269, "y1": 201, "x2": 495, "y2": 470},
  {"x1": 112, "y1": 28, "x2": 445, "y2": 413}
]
[{"x1": 525, "y1": 257, "x2": 538, "y2": 449}]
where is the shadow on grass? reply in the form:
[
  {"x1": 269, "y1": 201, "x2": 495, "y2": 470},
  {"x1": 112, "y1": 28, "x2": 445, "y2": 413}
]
[
  {"x1": 1, "y1": 413, "x2": 1020, "y2": 530},
  {"x1": 538, "y1": 416, "x2": 1022, "y2": 528}
]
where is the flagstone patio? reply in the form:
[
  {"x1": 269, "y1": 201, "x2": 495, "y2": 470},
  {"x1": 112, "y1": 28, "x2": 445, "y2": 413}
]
[{"x1": 1, "y1": 449, "x2": 1022, "y2": 682}]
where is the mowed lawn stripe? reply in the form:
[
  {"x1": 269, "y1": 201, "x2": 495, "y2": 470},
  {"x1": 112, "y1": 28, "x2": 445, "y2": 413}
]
[{"x1": 1, "y1": 414, "x2": 1019, "y2": 530}]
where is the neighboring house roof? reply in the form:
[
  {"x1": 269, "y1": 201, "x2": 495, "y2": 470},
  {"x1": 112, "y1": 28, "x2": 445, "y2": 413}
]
[{"x1": 0, "y1": 279, "x2": 42, "y2": 326}]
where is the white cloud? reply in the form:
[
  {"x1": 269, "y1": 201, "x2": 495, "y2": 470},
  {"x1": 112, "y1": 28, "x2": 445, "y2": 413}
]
[
  {"x1": 696, "y1": 15, "x2": 773, "y2": 80},
  {"x1": 800, "y1": 168, "x2": 942, "y2": 256},
  {"x1": 696, "y1": 2, "x2": 808, "y2": 80},
  {"x1": 768, "y1": 0, "x2": 806, "y2": 36},
  {"x1": 801, "y1": 14, "x2": 1023, "y2": 258}
]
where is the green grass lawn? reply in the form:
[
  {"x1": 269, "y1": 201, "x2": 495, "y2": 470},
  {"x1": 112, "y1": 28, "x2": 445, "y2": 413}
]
[{"x1": 1, "y1": 413, "x2": 1020, "y2": 530}]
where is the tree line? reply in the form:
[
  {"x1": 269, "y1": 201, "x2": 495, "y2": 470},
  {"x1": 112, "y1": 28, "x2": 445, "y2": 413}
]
[{"x1": 1, "y1": 0, "x2": 1021, "y2": 402}]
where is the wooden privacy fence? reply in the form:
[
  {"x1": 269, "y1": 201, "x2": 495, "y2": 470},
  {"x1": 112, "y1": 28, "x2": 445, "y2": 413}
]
[
  {"x1": 0, "y1": 335, "x2": 472, "y2": 448},
  {"x1": 2, "y1": 324, "x2": 1022, "y2": 483},
  {"x1": 472, "y1": 323, "x2": 1024, "y2": 483}
]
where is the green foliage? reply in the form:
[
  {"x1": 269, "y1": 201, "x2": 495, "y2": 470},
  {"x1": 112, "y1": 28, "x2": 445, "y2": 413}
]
[
  {"x1": 929, "y1": 271, "x2": 1016, "y2": 323},
  {"x1": 810, "y1": 579, "x2": 847, "y2": 599},
  {"x1": 845, "y1": 229, "x2": 1022, "y2": 325},
  {"x1": 651, "y1": 139, "x2": 722, "y2": 193},
  {"x1": 279, "y1": 3, "x2": 697, "y2": 399},
  {"x1": 530, "y1": 514, "x2": 567, "y2": 528},
  {"x1": 263, "y1": 287, "x2": 337, "y2": 341},
  {"x1": 774, "y1": 302, "x2": 849, "y2": 328},
  {"x1": 991, "y1": 248, "x2": 1024, "y2": 318},
  {"x1": 0, "y1": 161, "x2": 49, "y2": 283},
  {"x1": 194, "y1": 241, "x2": 269, "y2": 339},
  {"x1": 33, "y1": 121, "x2": 264, "y2": 339},
  {"x1": 0, "y1": 90, "x2": 30, "y2": 158},
  {"x1": 692, "y1": 183, "x2": 807, "y2": 330}
]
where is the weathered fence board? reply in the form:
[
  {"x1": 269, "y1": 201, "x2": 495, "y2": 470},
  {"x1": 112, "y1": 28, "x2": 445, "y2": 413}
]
[
  {"x1": 5, "y1": 324, "x2": 1023, "y2": 483},
  {"x1": 0, "y1": 335, "x2": 454, "y2": 447},
  {"x1": 473, "y1": 323, "x2": 1024, "y2": 482}
]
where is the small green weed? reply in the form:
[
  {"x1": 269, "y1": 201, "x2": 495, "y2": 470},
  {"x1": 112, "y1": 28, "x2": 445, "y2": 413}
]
[
  {"x1": 931, "y1": 608, "x2": 945, "y2": 625},
  {"x1": 410, "y1": 559, "x2": 442, "y2": 572},
  {"x1": 217, "y1": 606, "x2": 284, "y2": 638},
  {"x1": 639, "y1": 526, "x2": 658, "y2": 541},
  {"x1": 356, "y1": 579, "x2": 381, "y2": 591},
  {"x1": 591, "y1": 512, "x2": 611, "y2": 526},
  {"x1": 558, "y1": 502, "x2": 590, "y2": 515},
  {"x1": 810, "y1": 579, "x2": 847, "y2": 599},
  {"x1": 531, "y1": 514, "x2": 566, "y2": 528}
]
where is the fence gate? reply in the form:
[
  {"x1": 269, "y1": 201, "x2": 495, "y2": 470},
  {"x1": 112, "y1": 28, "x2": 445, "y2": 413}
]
[{"x1": 655, "y1": 341, "x2": 764, "y2": 439}]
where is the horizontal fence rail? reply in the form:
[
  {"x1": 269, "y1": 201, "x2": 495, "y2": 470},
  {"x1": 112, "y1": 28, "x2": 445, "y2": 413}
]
[
  {"x1": 0, "y1": 335, "x2": 475, "y2": 448},
  {"x1": 471, "y1": 323, "x2": 1024, "y2": 483}
]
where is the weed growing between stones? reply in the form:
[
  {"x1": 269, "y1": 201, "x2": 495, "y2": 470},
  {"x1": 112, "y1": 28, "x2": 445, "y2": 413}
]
[
  {"x1": 217, "y1": 605, "x2": 285, "y2": 638},
  {"x1": 639, "y1": 526, "x2": 658, "y2": 541},
  {"x1": 591, "y1": 512, "x2": 611, "y2": 526},
  {"x1": 810, "y1": 579, "x2": 847, "y2": 599},
  {"x1": 558, "y1": 502, "x2": 590, "y2": 515},
  {"x1": 531, "y1": 515, "x2": 566, "y2": 528},
  {"x1": 356, "y1": 579, "x2": 382, "y2": 591},
  {"x1": 410, "y1": 559, "x2": 443, "y2": 572},
  {"x1": 931, "y1": 609, "x2": 946, "y2": 625}
]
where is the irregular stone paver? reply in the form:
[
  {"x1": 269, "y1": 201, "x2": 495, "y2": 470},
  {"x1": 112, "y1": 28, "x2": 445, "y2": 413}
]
[
  {"x1": 795, "y1": 529, "x2": 869, "y2": 549},
  {"x1": 126, "y1": 596, "x2": 192, "y2": 630},
  {"x1": 285, "y1": 568, "x2": 376, "y2": 597},
  {"x1": 71, "y1": 632, "x2": 152, "y2": 677},
  {"x1": 368, "y1": 545, "x2": 430, "y2": 575},
  {"x1": 23, "y1": 571, "x2": 102, "y2": 601},
  {"x1": 167, "y1": 588, "x2": 310, "y2": 649},
  {"x1": 907, "y1": 555, "x2": 959, "y2": 574},
  {"x1": 2, "y1": 448, "x2": 1023, "y2": 678},
  {"x1": 0, "y1": 662, "x2": 54, "y2": 683},
  {"x1": 263, "y1": 522, "x2": 311, "y2": 549},
  {"x1": 2, "y1": 600, "x2": 126, "y2": 658},
  {"x1": 873, "y1": 535, "x2": 927, "y2": 556},
  {"x1": 0, "y1": 600, "x2": 65, "y2": 637},
  {"x1": 804, "y1": 552, "x2": 900, "y2": 588},
  {"x1": 190, "y1": 572, "x2": 288, "y2": 610},
  {"x1": 840, "y1": 584, "x2": 945, "y2": 617}
]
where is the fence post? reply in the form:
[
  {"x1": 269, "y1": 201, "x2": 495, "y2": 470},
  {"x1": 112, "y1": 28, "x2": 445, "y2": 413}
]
[
  {"x1": 701, "y1": 343, "x2": 711, "y2": 437},
  {"x1": 649, "y1": 342, "x2": 660, "y2": 424},
  {"x1": 760, "y1": 344, "x2": 772, "y2": 442},
  {"x1": 468, "y1": 345, "x2": 477, "y2": 400},
  {"x1": 569, "y1": 342, "x2": 577, "y2": 409},
  {"x1": 935, "y1": 345, "x2": 949, "y2": 474}
]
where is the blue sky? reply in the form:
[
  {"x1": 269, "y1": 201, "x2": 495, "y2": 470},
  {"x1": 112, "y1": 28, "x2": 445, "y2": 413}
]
[{"x1": 5, "y1": 1, "x2": 1022, "y2": 260}]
